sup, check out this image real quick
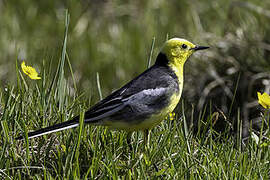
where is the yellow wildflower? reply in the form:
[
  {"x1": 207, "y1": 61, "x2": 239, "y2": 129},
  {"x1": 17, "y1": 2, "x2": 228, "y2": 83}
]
[
  {"x1": 21, "y1": 61, "x2": 41, "y2": 80},
  {"x1": 168, "y1": 112, "x2": 176, "y2": 121},
  {"x1": 257, "y1": 92, "x2": 270, "y2": 109}
]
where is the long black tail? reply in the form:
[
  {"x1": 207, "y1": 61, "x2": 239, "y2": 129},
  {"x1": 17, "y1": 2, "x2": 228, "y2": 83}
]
[
  {"x1": 16, "y1": 118, "x2": 79, "y2": 140},
  {"x1": 15, "y1": 97, "x2": 124, "y2": 140}
]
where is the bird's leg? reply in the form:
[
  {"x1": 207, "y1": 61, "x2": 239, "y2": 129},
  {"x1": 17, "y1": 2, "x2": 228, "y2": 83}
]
[
  {"x1": 127, "y1": 132, "x2": 132, "y2": 150},
  {"x1": 144, "y1": 129, "x2": 149, "y2": 148}
]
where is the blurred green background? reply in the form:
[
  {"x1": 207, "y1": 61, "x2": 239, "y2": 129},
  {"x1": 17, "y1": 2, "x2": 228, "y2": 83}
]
[{"x1": 0, "y1": 0, "x2": 270, "y2": 135}]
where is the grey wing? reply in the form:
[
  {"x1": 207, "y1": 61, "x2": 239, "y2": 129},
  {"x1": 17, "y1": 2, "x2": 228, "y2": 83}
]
[
  {"x1": 83, "y1": 87, "x2": 172, "y2": 125},
  {"x1": 108, "y1": 87, "x2": 172, "y2": 123}
]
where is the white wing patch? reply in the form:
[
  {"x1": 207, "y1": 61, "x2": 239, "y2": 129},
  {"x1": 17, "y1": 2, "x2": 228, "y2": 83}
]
[
  {"x1": 141, "y1": 88, "x2": 167, "y2": 96},
  {"x1": 124, "y1": 87, "x2": 167, "y2": 101}
]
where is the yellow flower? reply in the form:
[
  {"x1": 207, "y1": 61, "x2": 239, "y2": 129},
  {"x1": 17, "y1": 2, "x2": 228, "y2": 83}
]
[
  {"x1": 168, "y1": 112, "x2": 176, "y2": 121},
  {"x1": 21, "y1": 61, "x2": 41, "y2": 80},
  {"x1": 257, "y1": 92, "x2": 270, "y2": 109}
]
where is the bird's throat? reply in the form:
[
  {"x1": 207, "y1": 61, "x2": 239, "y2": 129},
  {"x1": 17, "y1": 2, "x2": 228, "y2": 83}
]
[{"x1": 168, "y1": 60, "x2": 184, "y2": 91}]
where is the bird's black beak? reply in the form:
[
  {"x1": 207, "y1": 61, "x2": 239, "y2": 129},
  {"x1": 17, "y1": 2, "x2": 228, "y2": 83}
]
[{"x1": 191, "y1": 46, "x2": 209, "y2": 51}]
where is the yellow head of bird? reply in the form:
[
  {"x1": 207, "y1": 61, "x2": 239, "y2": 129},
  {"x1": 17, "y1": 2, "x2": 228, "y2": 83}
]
[{"x1": 161, "y1": 38, "x2": 209, "y2": 67}]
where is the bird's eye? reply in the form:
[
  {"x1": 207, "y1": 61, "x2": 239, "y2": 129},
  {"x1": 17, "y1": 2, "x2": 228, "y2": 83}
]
[{"x1": 182, "y1": 44, "x2": 187, "y2": 49}]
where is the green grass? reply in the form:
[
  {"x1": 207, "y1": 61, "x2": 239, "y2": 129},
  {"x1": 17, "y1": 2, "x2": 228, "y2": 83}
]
[
  {"x1": 0, "y1": 11, "x2": 269, "y2": 179},
  {"x1": 1, "y1": 81, "x2": 269, "y2": 179}
]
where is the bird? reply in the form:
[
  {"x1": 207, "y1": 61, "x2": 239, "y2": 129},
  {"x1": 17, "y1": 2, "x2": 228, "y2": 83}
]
[{"x1": 16, "y1": 38, "x2": 209, "y2": 146}]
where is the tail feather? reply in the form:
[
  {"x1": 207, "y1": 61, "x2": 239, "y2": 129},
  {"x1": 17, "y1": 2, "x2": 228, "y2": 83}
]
[
  {"x1": 15, "y1": 100, "x2": 123, "y2": 140},
  {"x1": 16, "y1": 119, "x2": 79, "y2": 140}
]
